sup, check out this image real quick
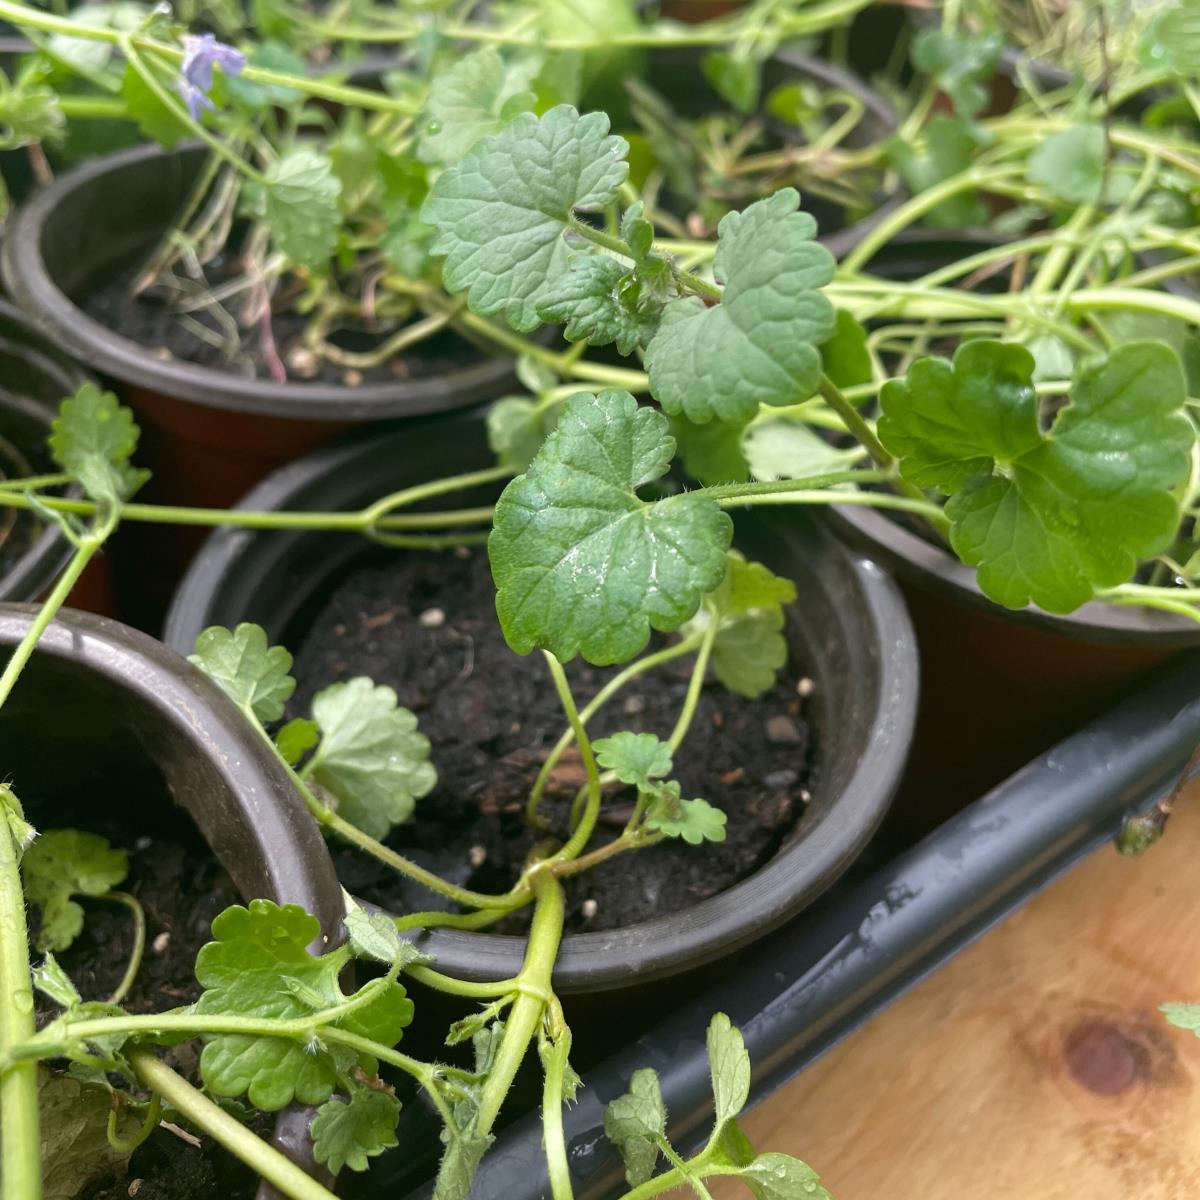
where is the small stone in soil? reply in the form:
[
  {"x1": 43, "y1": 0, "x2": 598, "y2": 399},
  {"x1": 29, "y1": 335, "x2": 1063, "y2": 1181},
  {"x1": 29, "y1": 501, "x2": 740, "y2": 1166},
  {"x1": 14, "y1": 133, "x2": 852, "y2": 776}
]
[
  {"x1": 419, "y1": 607, "x2": 446, "y2": 628},
  {"x1": 469, "y1": 845, "x2": 487, "y2": 868},
  {"x1": 135, "y1": 836, "x2": 152, "y2": 851},
  {"x1": 152, "y1": 932, "x2": 170, "y2": 954},
  {"x1": 797, "y1": 677, "x2": 815, "y2": 698},
  {"x1": 581, "y1": 898, "x2": 598, "y2": 921},
  {"x1": 764, "y1": 768, "x2": 799, "y2": 790},
  {"x1": 721, "y1": 768, "x2": 745, "y2": 785},
  {"x1": 766, "y1": 715, "x2": 803, "y2": 744},
  {"x1": 624, "y1": 695, "x2": 646, "y2": 715}
]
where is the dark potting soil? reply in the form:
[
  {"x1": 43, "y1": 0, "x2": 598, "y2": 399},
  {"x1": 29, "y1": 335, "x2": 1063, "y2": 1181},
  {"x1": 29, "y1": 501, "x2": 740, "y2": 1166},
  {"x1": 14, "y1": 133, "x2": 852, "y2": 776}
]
[
  {"x1": 24, "y1": 804, "x2": 266, "y2": 1200},
  {"x1": 288, "y1": 546, "x2": 819, "y2": 933},
  {"x1": 83, "y1": 260, "x2": 489, "y2": 388}
]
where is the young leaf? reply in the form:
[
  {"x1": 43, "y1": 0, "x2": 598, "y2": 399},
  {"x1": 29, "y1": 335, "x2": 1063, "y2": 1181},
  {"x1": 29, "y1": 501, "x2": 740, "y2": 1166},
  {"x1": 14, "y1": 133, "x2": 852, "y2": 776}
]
[
  {"x1": 344, "y1": 894, "x2": 431, "y2": 970},
  {"x1": 702, "y1": 49, "x2": 761, "y2": 114},
  {"x1": 538, "y1": 1030, "x2": 583, "y2": 1103},
  {"x1": 437, "y1": 1126, "x2": 493, "y2": 1200},
  {"x1": 0, "y1": 72, "x2": 63, "y2": 149},
  {"x1": 1028, "y1": 124, "x2": 1105, "y2": 205},
  {"x1": 880, "y1": 340, "x2": 1194, "y2": 611},
  {"x1": 743, "y1": 420, "x2": 862, "y2": 484},
  {"x1": 49, "y1": 384, "x2": 149, "y2": 505},
  {"x1": 911, "y1": 28, "x2": 1004, "y2": 119},
  {"x1": 537, "y1": 254, "x2": 659, "y2": 354},
  {"x1": 489, "y1": 390, "x2": 732, "y2": 664},
  {"x1": 593, "y1": 732, "x2": 673, "y2": 789},
  {"x1": 263, "y1": 146, "x2": 343, "y2": 271},
  {"x1": 887, "y1": 116, "x2": 989, "y2": 229},
  {"x1": 1162, "y1": 1002, "x2": 1200, "y2": 1033},
  {"x1": 275, "y1": 717, "x2": 319, "y2": 766},
  {"x1": 32, "y1": 953, "x2": 82, "y2": 1009},
  {"x1": 305, "y1": 678, "x2": 437, "y2": 840},
  {"x1": 644, "y1": 189, "x2": 836, "y2": 425},
  {"x1": 196, "y1": 900, "x2": 414, "y2": 1111},
  {"x1": 740, "y1": 1153, "x2": 833, "y2": 1200},
  {"x1": 690, "y1": 552, "x2": 797, "y2": 699},
  {"x1": 23, "y1": 831, "x2": 129, "y2": 953},
  {"x1": 706, "y1": 1013, "x2": 751, "y2": 1130},
  {"x1": 604, "y1": 1067, "x2": 666, "y2": 1187},
  {"x1": 488, "y1": 396, "x2": 556, "y2": 472},
  {"x1": 422, "y1": 105, "x2": 629, "y2": 331},
  {"x1": 820, "y1": 311, "x2": 873, "y2": 390},
  {"x1": 1147, "y1": 0, "x2": 1200, "y2": 76},
  {"x1": 189, "y1": 623, "x2": 296, "y2": 723},
  {"x1": 418, "y1": 46, "x2": 537, "y2": 166},
  {"x1": 645, "y1": 783, "x2": 727, "y2": 845},
  {"x1": 311, "y1": 1089, "x2": 401, "y2": 1174}
]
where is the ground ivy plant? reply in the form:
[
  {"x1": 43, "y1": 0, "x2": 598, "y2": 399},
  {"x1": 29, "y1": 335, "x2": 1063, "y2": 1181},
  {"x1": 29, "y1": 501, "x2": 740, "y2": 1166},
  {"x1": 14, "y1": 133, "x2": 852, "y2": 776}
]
[{"x1": 0, "y1": 394, "x2": 828, "y2": 1200}]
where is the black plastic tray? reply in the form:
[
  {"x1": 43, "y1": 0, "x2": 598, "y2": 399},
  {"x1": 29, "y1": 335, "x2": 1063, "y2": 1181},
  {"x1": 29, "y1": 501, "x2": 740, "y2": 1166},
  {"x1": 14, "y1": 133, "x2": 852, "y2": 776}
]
[{"x1": 390, "y1": 648, "x2": 1200, "y2": 1200}]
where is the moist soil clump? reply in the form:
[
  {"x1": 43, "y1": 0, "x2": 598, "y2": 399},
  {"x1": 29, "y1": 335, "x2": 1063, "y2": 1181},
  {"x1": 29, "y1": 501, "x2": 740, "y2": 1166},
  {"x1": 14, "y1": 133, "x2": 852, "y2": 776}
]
[
  {"x1": 84, "y1": 260, "x2": 488, "y2": 388},
  {"x1": 288, "y1": 546, "x2": 819, "y2": 932}
]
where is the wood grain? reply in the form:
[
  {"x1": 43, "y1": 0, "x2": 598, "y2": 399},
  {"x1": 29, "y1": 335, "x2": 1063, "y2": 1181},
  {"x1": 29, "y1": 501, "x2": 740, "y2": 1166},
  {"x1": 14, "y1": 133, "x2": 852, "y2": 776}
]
[{"x1": 713, "y1": 780, "x2": 1200, "y2": 1200}]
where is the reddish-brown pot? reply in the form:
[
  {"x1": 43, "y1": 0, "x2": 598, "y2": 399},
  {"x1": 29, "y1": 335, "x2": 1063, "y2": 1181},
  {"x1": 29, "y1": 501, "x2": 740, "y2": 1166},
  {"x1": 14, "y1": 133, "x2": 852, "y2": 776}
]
[
  {"x1": 824, "y1": 504, "x2": 1200, "y2": 842},
  {"x1": 2, "y1": 144, "x2": 532, "y2": 625}
]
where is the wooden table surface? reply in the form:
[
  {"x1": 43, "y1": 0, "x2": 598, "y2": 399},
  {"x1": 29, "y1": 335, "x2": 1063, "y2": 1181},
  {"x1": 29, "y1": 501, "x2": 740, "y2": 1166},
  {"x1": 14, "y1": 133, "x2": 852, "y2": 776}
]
[{"x1": 714, "y1": 781, "x2": 1200, "y2": 1200}]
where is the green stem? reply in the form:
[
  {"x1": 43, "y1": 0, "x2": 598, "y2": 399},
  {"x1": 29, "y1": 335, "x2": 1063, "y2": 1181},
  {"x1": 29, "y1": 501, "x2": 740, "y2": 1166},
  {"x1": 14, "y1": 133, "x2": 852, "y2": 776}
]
[
  {"x1": 405, "y1": 966, "x2": 519, "y2": 999},
  {"x1": 715, "y1": 488, "x2": 948, "y2": 524},
  {"x1": 667, "y1": 619, "x2": 717, "y2": 754},
  {"x1": 0, "y1": 789, "x2": 39, "y2": 1200},
  {"x1": 542, "y1": 1034, "x2": 575, "y2": 1200},
  {"x1": 106, "y1": 1092, "x2": 160, "y2": 1155},
  {"x1": 542, "y1": 656, "x2": 602, "y2": 864},
  {"x1": 57, "y1": 96, "x2": 129, "y2": 119},
  {"x1": 815, "y1": 374, "x2": 892, "y2": 467},
  {"x1": 549, "y1": 830, "x2": 661, "y2": 879},
  {"x1": 130, "y1": 1050, "x2": 340, "y2": 1200},
  {"x1": 525, "y1": 633, "x2": 706, "y2": 828},
  {"x1": 0, "y1": 515, "x2": 113, "y2": 712},
  {"x1": 472, "y1": 869, "x2": 564, "y2": 1136},
  {"x1": 703, "y1": 468, "x2": 889, "y2": 501},
  {"x1": 102, "y1": 891, "x2": 146, "y2": 1007}
]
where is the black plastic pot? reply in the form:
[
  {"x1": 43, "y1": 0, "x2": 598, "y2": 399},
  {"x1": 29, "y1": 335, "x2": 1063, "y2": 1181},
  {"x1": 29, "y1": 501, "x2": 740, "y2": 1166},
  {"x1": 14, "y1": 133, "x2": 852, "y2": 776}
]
[
  {"x1": 0, "y1": 605, "x2": 344, "y2": 1199},
  {"x1": 408, "y1": 645, "x2": 1200, "y2": 1200},
  {"x1": 164, "y1": 410, "x2": 918, "y2": 994},
  {"x1": 0, "y1": 300, "x2": 114, "y2": 613},
  {"x1": 647, "y1": 46, "x2": 904, "y2": 260}
]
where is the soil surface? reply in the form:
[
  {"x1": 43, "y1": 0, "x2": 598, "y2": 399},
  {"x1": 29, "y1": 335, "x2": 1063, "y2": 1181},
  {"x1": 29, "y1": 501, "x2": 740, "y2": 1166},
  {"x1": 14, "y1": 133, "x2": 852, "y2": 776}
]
[
  {"x1": 83, "y1": 259, "x2": 489, "y2": 388},
  {"x1": 24, "y1": 801, "x2": 265, "y2": 1200},
  {"x1": 288, "y1": 546, "x2": 819, "y2": 933}
]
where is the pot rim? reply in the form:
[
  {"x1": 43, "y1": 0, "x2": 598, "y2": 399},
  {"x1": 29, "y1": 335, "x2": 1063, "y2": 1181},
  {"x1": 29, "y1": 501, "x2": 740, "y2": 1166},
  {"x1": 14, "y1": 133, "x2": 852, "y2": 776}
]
[
  {"x1": 0, "y1": 143, "x2": 526, "y2": 421},
  {"x1": 0, "y1": 299, "x2": 90, "y2": 604},
  {"x1": 825, "y1": 502, "x2": 1200, "y2": 645},
  {"x1": 164, "y1": 413, "x2": 919, "y2": 992}
]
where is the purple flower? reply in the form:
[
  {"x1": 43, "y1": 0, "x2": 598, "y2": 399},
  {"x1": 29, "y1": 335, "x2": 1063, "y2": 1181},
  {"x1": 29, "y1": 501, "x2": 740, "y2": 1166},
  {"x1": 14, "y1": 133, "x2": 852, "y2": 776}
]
[{"x1": 176, "y1": 33, "x2": 246, "y2": 120}]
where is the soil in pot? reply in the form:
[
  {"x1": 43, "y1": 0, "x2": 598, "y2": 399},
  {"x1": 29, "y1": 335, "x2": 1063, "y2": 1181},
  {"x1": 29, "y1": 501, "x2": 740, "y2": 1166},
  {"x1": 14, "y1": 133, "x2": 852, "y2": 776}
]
[
  {"x1": 83, "y1": 252, "x2": 490, "y2": 390},
  {"x1": 23, "y1": 784, "x2": 269, "y2": 1200},
  {"x1": 285, "y1": 545, "x2": 820, "y2": 934}
]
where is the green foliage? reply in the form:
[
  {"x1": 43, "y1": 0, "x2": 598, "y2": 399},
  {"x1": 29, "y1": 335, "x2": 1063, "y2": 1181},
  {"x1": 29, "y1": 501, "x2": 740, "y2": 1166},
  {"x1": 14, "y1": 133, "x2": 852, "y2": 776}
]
[
  {"x1": 702, "y1": 49, "x2": 761, "y2": 113},
  {"x1": 275, "y1": 717, "x2": 319, "y2": 765},
  {"x1": 644, "y1": 783, "x2": 727, "y2": 844},
  {"x1": 1028, "y1": 125, "x2": 1106, "y2": 204},
  {"x1": 23, "y1": 831, "x2": 128, "y2": 953},
  {"x1": 538, "y1": 253, "x2": 660, "y2": 354},
  {"x1": 671, "y1": 415, "x2": 751, "y2": 487},
  {"x1": 488, "y1": 396, "x2": 557, "y2": 472},
  {"x1": 604, "y1": 1067, "x2": 666, "y2": 1187},
  {"x1": 49, "y1": 385, "x2": 149, "y2": 506},
  {"x1": 645, "y1": 189, "x2": 836, "y2": 425},
  {"x1": 263, "y1": 146, "x2": 343, "y2": 270},
  {"x1": 120, "y1": 62, "x2": 187, "y2": 146},
  {"x1": 690, "y1": 552, "x2": 798, "y2": 699},
  {"x1": 820, "y1": 311, "x2": 873, "y2": 390},
  {"x1": 32, "y1": 953, "x2": 81, "y2": 1009},
  {"x1": 189, "y1": 623, "x2": 296, "y2": 723},
  {"x1": 195, "y1": 900, "x2": 413, "y2": 1110},
  {"x1": 305, "y1": 678, "x2": 437, "y2": 840},
  {"x1": 742, "y1": 420, "x2": 862, "y2": 484},
  {"x1": 1162, "y1": 1002, "x2": 1200, "y2": 1032},
  {"x1": 911, "y1": 28, "x2": 1004, "y2": 118},
  {"x1": 311, "y1": 1088, "x2": 402, "y2": 1174},
  {"x1": 489, "y1": 389, "x2": 732, "y2": 665},
  {"x1": 344, "y1": 893, "x2": 430, "y2": 970},
  {"x1": 0, "y1": 68, "x2": 63, "y2": 149},
  {"x1": 418, "y1": 47, "x2": 537, "y2": 166},
  {"x1": 879, "y1": 340, "x2": 1193, "y2": 611},
  {"x1": 887, "y1": 115, "x2": 989, "y2": 228},
  {"x1": 593, "y1": 732, "x2": 673, "y2": 788},
  {"x1": 741, "y1": 1152, "x2": 833, "y2": 1200},
  {"x1": 1145, "y1": 0, "x2": 1200, "y2": 77},
  {"x1": 707, "y1": 1013, "x2": 751, "y2": 1130},
  {"x1": 422, "y1": 105, "x2": 629, "y2": 331},
  {"x1": 39, "y1": 1068, "x2": 140, "y2": 1200}
]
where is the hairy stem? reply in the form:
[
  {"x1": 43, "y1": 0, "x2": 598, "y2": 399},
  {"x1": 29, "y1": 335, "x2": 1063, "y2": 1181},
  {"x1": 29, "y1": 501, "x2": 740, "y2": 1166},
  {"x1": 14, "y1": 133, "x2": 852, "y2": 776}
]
[
  {"x1": 542, "y1": 656, "x2": 602, "y2": 864},
  {"x1": 542, "y1": 1033, "x2": 575, "y2": 1200},
  {"x1": 102, "y1": 891, "x2": 146, "y2": 1007}
]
